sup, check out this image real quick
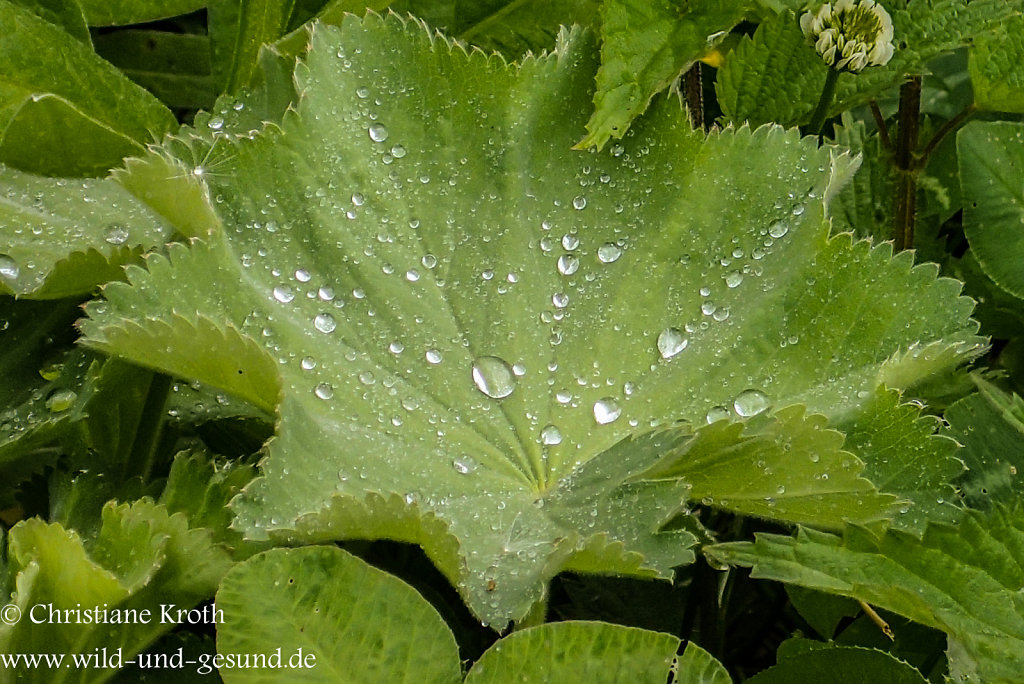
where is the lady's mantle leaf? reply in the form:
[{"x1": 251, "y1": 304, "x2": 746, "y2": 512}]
[
  {"x1": 706, "y1": 505, "x2": 1024, "y2": 683},
  {"x1": 81, "y1": 15, "x2": 980, "y2": 625}
]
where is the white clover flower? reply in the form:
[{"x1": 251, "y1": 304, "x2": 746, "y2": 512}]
[{"x1": 800, "y1": 0, "x2": 895, "y2": 73}]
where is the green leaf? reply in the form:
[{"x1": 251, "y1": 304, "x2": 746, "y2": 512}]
[
  {"x1": 0, "y1": 1, "x2": 176, "y2": 177},
  {"x1": 838, "y1": 387, "x2": 964, "y2": 534},
  {"x1": 216, "y1": 545, "x2": 462, "y2": 684},
  {"x1": 706, "y1": 505, "x2": 1024, "y2": 683},
  {"x1": 9, "y1": 0, "x2": 90, "y2": 43},
  {"x1": 717, "y1": 1, "x2": 1023, "y2": 127},
  {"x1": 80, "y1": 15, "x2": 981, "y2": 625},
  {"x1": 1, "y1": 500, "x2": 232, "y2": 683},
  {"x1": 439, "y1": 0, "x2": 603, "y2": 57},
  {"x1": 674, "y1": 641, "x2": 732, "y2": 684},
  {"x1": 968, "y1": 13, "x2": 1024, "y2": 113},
  {"x1": 78, "y1": 0, "x2": 206, "y2": 26},
  {"x1": 829, "y1": 114, "x2": 894, "y2": 241},
  {"x1": 0, "y1": 165, "x2": 175, "y2": 299},
  {"x1": 946, "y1": 379, "x2": 1024, "y2": 509},
  {"x1": 93, "y1": 30, "x2": 216, "y2": 111},
  {"x1": 958, "y1": 120, "x2": 1024, "y2": 300},
  {"x1": 209, "y1": 0, "x2": 296, "y2": 94},
  {"x1": 747, "y1": 643, "x2": 927, "y2": 683},
  {"x1": 464, "y1": 621, "x2": 680, "y2": 683},
  {"x1": 785, "y1": 585, "x2": 860, "y2": 639},
  {"x1": 578, "y1": 0, "x2": 748, "y2": 150}
]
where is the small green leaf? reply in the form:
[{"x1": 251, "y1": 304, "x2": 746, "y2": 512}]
[
  {"x1": 579, "y1": 0, "x2": 748, "y2": 149},
  {"x1": 969, "y1": 13, "x2": 1024, "y2": 113},
  {"x1": 674, "y1": 641, "x2": 732, "y2": 684},
  {"x1": 209, "y1": 0, "x2": 296, "y2": 93},
  {"x1": 10, "y1": 0, "x2": 90, "y2": 43},
  {"x1": 0, "y1": 0, "x2": 176, "y2": 176},
  {"x1": 0, "y1": 165, "x2": 175, "y2": 299},
  {"x1": 747, "y1": 644, "x2": 927, "y2": 683},
  {"x1": 947, "y1": 379, "x2": 1024, "y2": 509},
  {"x1": 78, "y1": 0, "x2": 206, "y2": 26},
  {"x1": 785, "y1": 585, "x2": 860, "y2": 640},
  {"x1": 706, "y1": 505, "x2": 1024, "y2": 683},
  {"x1": 958, "y1": 120, "x2": 1024, "y2": 300},
  {"x1": 464, "y1": 621, "x2": 680, "y2": 683},
  {"x1": 216, "y1": 546, "x2": 462, "y2": 684}
]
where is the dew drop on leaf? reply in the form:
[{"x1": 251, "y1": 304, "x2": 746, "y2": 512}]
[
  {"x1": 540, "y1": 424, "x2": 563, "y2": 445},
  {"x1": 295, "y1": 269, "x2": 312, "y2": 282},
  {"x1": 273, "y1": 285, "x2": 295, "y2": 303},
  {"x1": 301, "y1": 356, "x2": 316, "y2": 370},
  {"x1": 593, "y1": 397, "x2": 622, "y2": 425},
  {"x1": 552, "y1": 292, "x2": 569, "y2": 308},
  {"x1": 724, "y1": 270, "x2": 743, "y2": 288},
  {"x1": 733, "y1": 389, "x2": 770, "y2": 417},
  {"x1": 768, "y1": 220, "x2": 789, "y2": 238},
  {"x1": 657, "y1": 327, "x2": 688, "y2": 359},
  {"x1": 425, "y1": 349, "x2": 443, "y2": 365},
  {"x1": 368, "y1": 123, "x2": 389, "y2": 142},
  {"x1": 706, "y1": 405, "x2": 730, "y2": 423},
  {"x1": 104, "y1": 224, "x2": 129, "y2": 245},
  {"x1": 0, "y1": 255, "x2": 20, "y2": 281},
  {"x1": 389, "y1": 341, "x2": 404, "y2": 354},
  {"x1": 561, "y1": 234, "x2": 579, "y2": 250},
  {"x1": 572, "y1": 195, "x2": 587, "y2": 210},
  {"x1": 597, "y1": 243, "x2": 622, "y2": 263},
  {"x1": 453, "y1": 456, "x2": 477, "y2": 474},
  {"x1": 45, "y1": 389, "x2": 77, "y2": 413},
  {"x1": 314, "y1": 383, "x2": 334, "y2": 400},
  {"x1": 471, "y1": 356, "x2": 516, "y2": 399},
  {"x1": 313, "y1": 313, "x2": 337, "y2": 333},
  {"x1": 557, "y1": 254, "x2": 579, "y2": 275}
]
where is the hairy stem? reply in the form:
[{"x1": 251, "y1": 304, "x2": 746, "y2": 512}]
[
  {"x1": 808, "y1": 67, "x2": 840, "y2": 135},
  {"x1": 684, "y1": 62, "x2": 704, "y2": 130},
  {"x1": 869, "y1": 100, "x2": 893, "y2": 150},
  {"x1": 893, "y1": 76, "x2": 921, "y2": 251}
]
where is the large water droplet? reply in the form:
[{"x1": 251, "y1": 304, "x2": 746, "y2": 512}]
[
  {"x1": 593, "y1": 397, "x2": 622, "y2": 425},
  {"x1": 733, "y1": 389, "x2": 770, "y2": 417},
  {"x1": 301, "y1": 356, "x2": 317, "y2": 370},
  {"x1": 426, "y1": 349, "x2": 443, "y2": 365},
  {"x1": 657, "y1": 327, "x2": 688, "y2": 359},
  {"x1": 471, "y1": 356, "x2": 516, "y2": 399},
  {"x1": 552, "y1": 292, "x2": 569, "y2": 308},
  {"x1": 706, "y1": 405, "x2": 730, "y2": 423},
  {"x1": 295, "y1": 269, "x2": 312, "y2": 282},
  {"x1": 45, "y1": 389, "x2": 77, "y2": 412},
  {"x1": 104, "y1": 224, "x2": 129, "y2": 245},
  {"x1": 572, "y1": 195, "x2": 587, "y2": 210},
  {"x1": 597, "y1": 243, "x2": 622, "y2": 263},
  {"x1": 314, "y1": 313, "x2": 337, "y2": 333},
  {"x1": 0, "y1": 255, "x2": 19, "y2": 281},
  {"x1": 368, "y1": 123, "x2": 389, "y2": 142},
  {"x1": 540, "y1": 424, "x2": 563, "y2": 445},
  {"x1": 724, "y1": 271, "x2": 743, "y2": 288},
  {"x1": 452, "y1": 456, "x2": 477, "y2": 474},
  {"x1": 561, "y1": 234, "x2": 579, "y2": 250},
  {"x1": 768, "y1": 220, "x2": 789, "y2": 238},
  {"x1": 273, "y1": 285, "x2": 294, "y2": 303},
  {"x1": 557, "y1": 254, "x2": 579, "y2": 275},
  {"x1": 314, "y1": 383, "x2": 334, "y2": 400}
]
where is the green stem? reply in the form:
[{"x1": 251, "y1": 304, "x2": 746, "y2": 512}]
[
  {"x1": 128, "y1": 372, "x2": 173, "y2": 482},
  {"x1": 920, "y1": 104, "x2": 977, "y2": 163},
  {"x1": 808, "y1": 67, "x2": 840, "y2": 135},
  {"x1": 893, "y1": 76, "x2": 921, "y2": 251}
]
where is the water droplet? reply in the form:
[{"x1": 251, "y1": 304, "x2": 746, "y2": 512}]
[
  {"x1": 724, "y1": 271, "x2": 743, "y2": 288},
  {"x1": 768, "y1": 221, "x2": 789, "y2": 238},
  {"x1": 0, "y1": 255, "x2": 19, "y2": 281},
  {"x1": 611, "y1": 144, "x2": 625, "y2": 157},
  {"x1": 657, "y1": 327, "x2": 688, "y2": 359},
  {"x1": 540, "y1": 424, "x2": 563, "y2": 445},
  {"x1": 273, "y1": 285, "x2": 294, "y2": 303},
  {"x1": 512, "y1": 363, "x2": 526, "y2": 376},
  {"x1": 351, "y1": 193, "x2": 365, "y2": 206},
  {"x1": 368, "y1": 123, "x2": 389, "y2": 142},
  {"x1": 593, "y1": 397, "x2": 622, "y2": 425},
  {"x1": 552, "y1": 292, "x2": 569, "y2": 308},
  {"x1": 405, "y1": 269, "x2": 420, "y2": 282},
  {"x1": 207, "y1": 116, "x2": 224, "y2": 130},
  {"x1": 421, "y1": 254, "x2": 437, "y2": 269},
  {"x1": 314, "y1": 313, "x2": 337, "y2": 333},
  {"x1": 776, "y1": 485, "x2": 786, "y2": 495},
  {"x1": 356, "y1": 86, "x2": 369, "y2": 99},
  {"x1": 706, "y1": 405, "x2": 730, "y2": 423},
  {"x1": 557, "y1": 254, "x2": 579, "y2": 275},
  {"x1": 556, "y1": 390, "x2": 572, "y2": 404},
  {"x1": 733, "y1": 389, "x2": 770, "y2": 417},
  {"x1": 295, "y1": 269, "x2": 312, "y2": 282},
  {"x1": 791, "y1": 204, "x2": 805, "y2": 216},
  {"x1": 318, "y1": 286, "x2": 335, "y2": 301},
  {"x1": 426, "y1": 349, "x2": 443, "y2": 365},
  {"x1": 561, "y1": 234, "x2": 579, "y2": 250},
  {"x1": 572, "y1": 196, "x2": 587, "y2": 210},
  {"x1": 453, "y1": 456, "x2": 477, "y2": 474},
  {"x1": 471, "y1": 356, "x2": 516, "y2": 399},
  {"x1": 314, "y1": 383, "x2": 334, "y2": 400},
  {"x1": 701, "y1": 301, "x2": 717, "y2": 316},
  {"x1": 45, "y1": 389, "x2": 77, "y2": 412},
  {"x1": 391, "y1": 144, "x2": 406, "y2": 158},
  {"x1": 301, "y1": 356, "x2": 317, "y2": 370},
  {"x1": 358, "y1": 371, "x2": 375, "y2": 385},
  {"x1": 389, "y1": 341, "x2": 404, "y2": 354},
  {"x1": 104, "y1": 224, "x2": 129, "y2": 245},
  {"x1": 597, "y1": 243, "x2": 622, "y2": 263}
]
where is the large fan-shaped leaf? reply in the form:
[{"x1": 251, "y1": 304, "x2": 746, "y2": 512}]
[{"x1": 81, "y1": 15, "x2": 981, "y2": 625}]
